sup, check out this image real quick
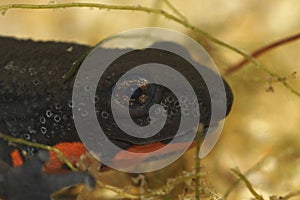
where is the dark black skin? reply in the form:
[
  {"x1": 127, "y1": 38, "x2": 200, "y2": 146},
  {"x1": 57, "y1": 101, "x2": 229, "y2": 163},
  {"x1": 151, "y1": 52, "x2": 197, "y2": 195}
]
[{"x1": 0, "y1": 36, "x2": 233, "y2": 199}]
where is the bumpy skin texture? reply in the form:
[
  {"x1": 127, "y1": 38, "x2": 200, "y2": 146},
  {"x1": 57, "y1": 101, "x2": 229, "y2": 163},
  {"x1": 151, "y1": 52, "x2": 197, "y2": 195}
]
[
  {"x1": 0, "y1": 37, "x2": 89, "y2": 163},
  {"x1": 0, "y1": 36, "x2": 233, "y2": 199}
]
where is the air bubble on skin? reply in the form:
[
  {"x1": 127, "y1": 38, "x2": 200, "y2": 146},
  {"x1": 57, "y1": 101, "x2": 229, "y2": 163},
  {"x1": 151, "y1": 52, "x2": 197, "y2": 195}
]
[
  {"x1": 39, "y1": 116, "x2": 46, "y2": 124},
  {"x1": 137, "y1": 119, "x2": 143, "y2": 126},
  {"x1": 179, "y1": 96, "x2": 187, "y2": 103},
  {"x1": 155, "y1": 107, "x2": 161, "y2": 115},
  {"x1": 163, "y1": 105, "x2": 169, "y2": 112},
  {"x1": 29, "y1": 130, "x2": 37, "y2": 134},
  {"x1": 46, "y1": 110, "x2": 53, "y2": 118},
  {"x1": 68, "y1": 100, "x2": 74, "y2": 108},
  {"x1": 181, "y1": 103, "x2": 188, "y2": 110},
  {"x1": 160, "y1": 99, "x2": 167, "y2": 106},
  {"x1": 174, "y1": 100, "x2": 180, "y2": 108},
  {"x1": 191, "y1": 101, "x2": 199, "y2": 109},
  {"x1": 19, "y1": 68, "x2": 27, "y2": 73},
  {"x1": 23, "y1": 133, "x2": 31, "y2": 140},
  {"x1": 146, "y1": 117, "x2": 151, "y2": 124},
  {"x1": 54, "y1": 103, "x2": 62, "y2": 110},
  {"x1": 27, "y1": 150, "x2": 34, "y2": 157},
  {"x1": 27, "y1": 146, "x2": 35, "y2": 155},
  {"x1": 39, "y1": 66, "x2": 46, "y2": 71},
  {"x1": 30, "y1": 71, "x2": 37, "y2": 76},
  {"x1": 166, "y1": 95, "x2": 174, "y2": 103},
  {"x1": 48, "y1": 70, "x2": 55, "y2": 75},
  {"x1": 191, "y1": 109, "x2": 200, "y2": 118},
  {"x1": 161, "y1": 109, "x2": 167, "y2": 117},
  {"x1": 53, "y1": 122, "x2": 58, "y2": 128},
  {"x1": 101, "y1": 111, "x2": 109, "y2": 119},
  {"x1": 170, "y1": 108, "x2": 179, "y2": 116},
  {"x1": 84, "y1": 85, "x2": 92, "y2": 92},
  {"x1": 28, "y1": 67, "x2": 35, "y2": 72},
  {"x1": 12, "y1": 65, "x2": 20, "y2": 71},
  {"x1": 182, "y1": 109, "x2": 190, "y2": 116},
  {"x1": 92, "y1": 95, "x2": 100, "y2": 103},
  {"x1": 4, "y1": 64, "x2": 13, "y2": 70},
  {"x1": 32, "y1": 79, "x2": 40, "y2": 86},
  {"x1": 54, "y1": 115, "x2": 61, "y2": 123},
  {"x1": 41, "y1": 126, "x2": 47, "y2": 134},
  {"x1": 79, "y1": 108, "x2": 88, "y2": 117}
]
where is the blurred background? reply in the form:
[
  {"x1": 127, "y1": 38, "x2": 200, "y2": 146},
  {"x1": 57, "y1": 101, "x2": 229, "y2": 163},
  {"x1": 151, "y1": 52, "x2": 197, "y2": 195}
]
[{"x1": 1, "y1": 0, "x2": 300, "y2": 199}]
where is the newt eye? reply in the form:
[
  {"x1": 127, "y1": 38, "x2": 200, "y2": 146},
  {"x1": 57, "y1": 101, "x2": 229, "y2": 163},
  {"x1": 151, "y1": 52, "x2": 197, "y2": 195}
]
[{"x1": 111, "y1": 75, "x2": 158, "y2": 110}]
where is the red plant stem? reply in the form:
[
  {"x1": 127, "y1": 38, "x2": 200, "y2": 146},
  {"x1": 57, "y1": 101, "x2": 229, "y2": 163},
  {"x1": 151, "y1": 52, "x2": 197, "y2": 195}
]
[{"x1": 225, "y1": 32, "x2": 300, "y2": 75}]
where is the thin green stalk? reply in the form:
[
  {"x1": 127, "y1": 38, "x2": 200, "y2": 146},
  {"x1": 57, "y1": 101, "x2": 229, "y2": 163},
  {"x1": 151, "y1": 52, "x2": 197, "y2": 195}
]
[
  {"x1": 0, "y1": 133, "x2": 77, "y2": 171},
  {"x1": 231, "y1": 168, "x2": 264, "y2": 200},
  {"x1": 0, "y1": 3, "x2": 299, "y2": 96},
  {"x1": 162, "y1": 0, "x2": 186, "y2": 21},
  {"x1": 195, "y1": 124, "x2": 204, "y2": 199}
]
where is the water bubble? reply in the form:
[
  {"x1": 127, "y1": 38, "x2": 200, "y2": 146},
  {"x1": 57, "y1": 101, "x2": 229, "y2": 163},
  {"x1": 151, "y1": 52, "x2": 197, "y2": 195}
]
[
  {"x1": 155, "y1": 107, "x2": 161, "y2": 115},
  {"x1": 54, "y1": 103, "x2": 62, "y2": 110},
  {"x1": 46, "y1": 110, "x2": 53, "y2": 118},
  {"x1": 192, "y1": 110, "x2": 199, "y2": 118},
  {"x1": 101, "y1": 111, "x2": 109, "y2": 119},
  {"x1": 4, "y1": 62, "x2": 13, "y2": 70},
  {"x1": 48, "y1": 71, "x2": 55, "y2": 75},
  {"x1": 84, "y1": 85, "x2": 92, "y2": 92},
  {"x1": 179, "y1": 96, "x2": 187, "y2": 103},
  {"x1": 92, "y1": 95, "x2": 100, "y2": 103},
  {"x1": 19, "y1": 68, "x2": 27, "y2": 73},
  {"x1": 39, "y1": 66, "x2": 46, "y2": 71},
  {"x1": 28, "y1": 67, "x2": 35, "y2": 72},
  {"x1": 68, "y1": 100, "x2": 74, "y2": 108},
  {"x1": 32, "y1": 79, "x2": 40, "y2": 86},
  {"x1": 27, "y1": 146, "x2": 35, "y2": 153},
  {"x1": 181, "y1": 103, "x2": 188, "y2": 110},
  {"x1": 40, "y1": 126, "x2": 47, "y2": 134},
  {"x1": 174, "y1": 100, "x2": 180, "y2": 108},
  {"x1": 79, "y1": 109, "x2": 88, "y2": 117},
  {"x1": 29, "y1": 130, "x2": 37, "y2": 134},
  {"x1": 170, "y1": 108, "x2": 179, "y2": 116},
  {"x1": 146, "y1": 117, "x2": 151, "y2": 124},
  {"x1": 12, "y1": 65, "x2": 20, "y2": 71},
  {"x1": 166, "y1": 95, "x2": 174, "y2": 103},
  {"x1": 182, "y1": 109, "x2": 190, "y2": 116},
  {"x1": 160, "y1": 99, "x2": 167, "y2": 106},
  {"x1": 39, "y1": 116, "x2": 46, "y2": 124},
  {"x1": 30, "y1": 71, "x2": 37, "y2": 76},
  {"x1": 23, "y1": 133, "x2": 31, "y2": 140},
  {"x1": 54, "y1": 115, "x2": 61, "y2": 123},
  {"x1": 137, "y1": 119, "x2": 143, "y2": 126}
]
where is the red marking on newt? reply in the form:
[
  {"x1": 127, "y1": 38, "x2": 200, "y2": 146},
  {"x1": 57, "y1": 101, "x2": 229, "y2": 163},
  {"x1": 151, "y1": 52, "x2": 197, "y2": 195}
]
[
  {"x1": 44, "y1": 142, "x2": 86, "y2": 173},
  {"x1": 10, "y1": 141, "x2": 197, "y2": 172},
  {"x1": 10, "y1": 149, "x2": 23, "y2": 167},
  {"x1": 112, "y1": 141, "x2": 196, "y2": 167}
]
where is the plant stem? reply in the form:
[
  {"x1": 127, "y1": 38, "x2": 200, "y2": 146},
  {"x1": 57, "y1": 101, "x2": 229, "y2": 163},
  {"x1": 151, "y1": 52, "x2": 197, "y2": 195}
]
[{"x1": 0, "y1": 133, "x2": 77, "y2": 171}]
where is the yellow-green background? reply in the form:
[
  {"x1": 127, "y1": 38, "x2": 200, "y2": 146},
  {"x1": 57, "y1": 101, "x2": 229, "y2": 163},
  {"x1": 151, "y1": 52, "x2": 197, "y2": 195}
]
[{"x1": 1, "y1": 1, "x2": 300, "y2": 199}]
